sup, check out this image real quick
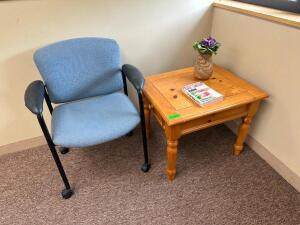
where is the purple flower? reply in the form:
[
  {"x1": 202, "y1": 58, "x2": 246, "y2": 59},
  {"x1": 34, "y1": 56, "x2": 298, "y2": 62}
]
[
  {"x1": 193, "y1": 36, "x2": 220, "y2": 55},
  {"x1": 201, "y1": 36, "x2": 217, "y2": 48}
]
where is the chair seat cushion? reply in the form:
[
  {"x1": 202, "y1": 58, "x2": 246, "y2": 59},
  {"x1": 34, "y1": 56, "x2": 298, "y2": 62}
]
[{"x1": 51, "y1": 92, "x2": 140, "y2": 148}]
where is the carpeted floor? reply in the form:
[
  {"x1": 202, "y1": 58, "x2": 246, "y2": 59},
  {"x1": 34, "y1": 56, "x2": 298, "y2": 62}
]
[{"x1": 0, "y1": 120, "x2": 299, "y2": 225}]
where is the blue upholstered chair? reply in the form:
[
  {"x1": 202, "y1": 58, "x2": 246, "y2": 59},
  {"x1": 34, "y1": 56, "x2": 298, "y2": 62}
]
[{"x1": 24, "y1": 37, "x2": 150, "y2": 199}]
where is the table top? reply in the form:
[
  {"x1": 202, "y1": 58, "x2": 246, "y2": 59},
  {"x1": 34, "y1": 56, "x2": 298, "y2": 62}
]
[{"x1": 144, "y1": 65, "x2": 268, "y2": 126}]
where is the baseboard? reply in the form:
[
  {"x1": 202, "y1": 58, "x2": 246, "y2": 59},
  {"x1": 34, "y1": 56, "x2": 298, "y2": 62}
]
[
  {"x1": 226, "y1": 121, "x2": 300, "y2": 193},
  {"x1": 0, "y1": 136, "x2": 46, "y2": 156}
]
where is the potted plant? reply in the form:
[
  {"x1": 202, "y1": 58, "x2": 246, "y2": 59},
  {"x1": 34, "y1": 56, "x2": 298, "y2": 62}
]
[{"x1": 193, "y1": 36, "x2": 220, "y2": 80}]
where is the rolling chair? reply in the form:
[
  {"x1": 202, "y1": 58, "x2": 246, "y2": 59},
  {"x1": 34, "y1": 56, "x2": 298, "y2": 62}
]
[{"x1": 24, "y1": 37, "x2": 150, "y2": 199}]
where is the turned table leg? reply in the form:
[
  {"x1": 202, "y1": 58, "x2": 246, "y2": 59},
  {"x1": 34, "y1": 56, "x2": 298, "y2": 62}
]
[
  {"x1": 143, "y1": 95, "x2": 152, "y2": 139},
  {"x1": 234, "y1": 101, "x2": 261, "y2": 155},
  {"x1": 234, "y1": 117, "x2": 252, "y2": 155},
  {"x1": 165, "y1": 125, "x2": 180, "y2": 181},
  {"x1": 167, "y1": 139, "x2": 178, "y2": 181}
]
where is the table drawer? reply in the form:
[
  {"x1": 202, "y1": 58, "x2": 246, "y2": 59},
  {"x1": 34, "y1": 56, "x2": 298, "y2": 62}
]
[{"x1": 180, "y1": 105, "x2": 248, "y2": 136}]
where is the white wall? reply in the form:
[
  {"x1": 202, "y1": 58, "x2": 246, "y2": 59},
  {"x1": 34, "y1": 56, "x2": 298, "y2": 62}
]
[
  {"x1": 0, "y1": 0, "x2": 213, "y2": 148},
  {"x1": 212, "y1": 8, "x2": 300, "y2": 179}
]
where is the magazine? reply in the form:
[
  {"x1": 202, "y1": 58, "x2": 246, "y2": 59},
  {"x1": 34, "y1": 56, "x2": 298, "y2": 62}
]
[{"x1": 182, "y1": 82, "x2": 223, "y2": 107}]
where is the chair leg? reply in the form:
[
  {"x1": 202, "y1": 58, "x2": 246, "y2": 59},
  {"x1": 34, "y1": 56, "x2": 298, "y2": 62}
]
[
  {"x1": 141, "y1": 121, "x2": 151, "y2": 172},
  {"x1": 48, "y1": 144, "x2": 73, "y2": 199},
  {"x1": 37, "y1": 114, "x2": 73, "y2": 199},
  {"x1": 59, "y1": 147, "x2": 70, "y2": 154},
  {"x1": 138, "y1": 92, "x2": 151, "y2": 172}
]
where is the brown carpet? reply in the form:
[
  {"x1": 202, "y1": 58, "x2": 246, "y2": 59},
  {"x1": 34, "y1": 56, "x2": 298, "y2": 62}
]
[{"x1": 0, "y1": 120, "x2": 299, "y2": 225}]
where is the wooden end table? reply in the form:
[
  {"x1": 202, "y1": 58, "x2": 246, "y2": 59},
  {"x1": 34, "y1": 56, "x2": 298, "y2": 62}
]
[{"x1": 143, "y1": 65, "x2": 268, "y2": 181}]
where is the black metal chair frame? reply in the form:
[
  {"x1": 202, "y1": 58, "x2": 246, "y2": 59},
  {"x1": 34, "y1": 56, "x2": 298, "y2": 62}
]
[{"x1": 24, "y1": 64, "x2": 150, "y2": 199}]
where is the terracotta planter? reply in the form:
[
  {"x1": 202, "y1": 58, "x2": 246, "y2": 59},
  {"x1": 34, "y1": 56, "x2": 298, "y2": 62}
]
[{"x1": 194, "y1": 53, "x2": 213, "y2": 80}]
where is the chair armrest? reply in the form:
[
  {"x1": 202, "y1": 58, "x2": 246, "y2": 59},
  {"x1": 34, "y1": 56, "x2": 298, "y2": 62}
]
[
  {"x1": 122, "y1": 64, "x2": 145, "y2": 92},
  {"x1": 24, "y1": 80, "x2": 45, "y2": 115}
]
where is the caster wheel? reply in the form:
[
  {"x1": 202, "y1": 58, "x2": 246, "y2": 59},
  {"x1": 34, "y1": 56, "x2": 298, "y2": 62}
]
[
  {"x1": 59, "y1": 147, "x2": 69, "y2": 154},
  {"x1": 61, "y1": 188, "x2": 73, "y2": 199},
  {"x1": 126, "y1": 131, "x2": 134, "y2": 137},
  {"x1": 141, "y1": 163, "x2": 151, "y2": 173}
]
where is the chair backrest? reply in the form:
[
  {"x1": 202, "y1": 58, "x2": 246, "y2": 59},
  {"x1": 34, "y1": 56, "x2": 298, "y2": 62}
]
[{"x1": 34, "y1": 37, "x2": 123, "y2": 103}]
